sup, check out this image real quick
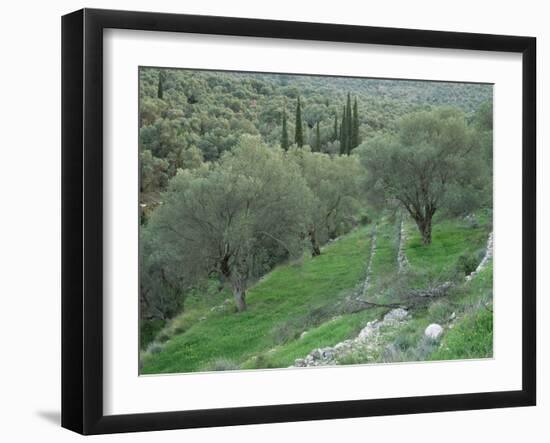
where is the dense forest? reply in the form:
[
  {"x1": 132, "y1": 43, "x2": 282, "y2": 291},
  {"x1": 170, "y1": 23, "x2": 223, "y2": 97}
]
[
  {"x1": 138, "y1": 67, "x2": 493, "y2": 373},
  {"x1": 139, "y1": 69, "x2": 491, "y2": 207}
]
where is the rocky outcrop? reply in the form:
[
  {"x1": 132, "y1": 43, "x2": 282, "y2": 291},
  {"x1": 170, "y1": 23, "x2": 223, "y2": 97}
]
[
  {"x1": 382, "y1": 307, "x2": 408, "y2": 322},
  {"x1": 294, "y1": 308, "x2": 409, "y2": 367}
]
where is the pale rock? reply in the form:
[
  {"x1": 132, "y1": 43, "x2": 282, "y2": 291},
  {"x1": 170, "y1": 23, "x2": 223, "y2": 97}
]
[
  {"x1": 310, "y1": 349, "x2": 322, "y2": 360},
  {"x1": 383, "y1": 308, "x2": 408, "y2": 323},
  {"x1": 358, "y1": 322, "x2": 378, "y2": 340},
  {"x1": 425, "y1": 323, "x2": 444, "y2": 340},
  {"x1": 320, "y1": 348, "x2": 335, "y2": 360}
]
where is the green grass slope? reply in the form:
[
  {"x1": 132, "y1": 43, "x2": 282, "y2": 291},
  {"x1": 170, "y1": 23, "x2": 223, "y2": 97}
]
[
  {"x1": 141, "y1": 227, "x2": 373, "y2": 374},
  {"x1": 141, "y1": 213, "x2": 493, "y2": 374}
]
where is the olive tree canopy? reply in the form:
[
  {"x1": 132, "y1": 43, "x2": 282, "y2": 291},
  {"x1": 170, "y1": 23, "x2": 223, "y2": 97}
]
[
  {"x1": 289, "y1": 148, "x2": 364, "y2": 255},
  {"x1": 358, "y1": 108, "x2": 485, "y2": 245},
  {"x1": 145, "y1": 136, "x2": 312, "y2": 312}
]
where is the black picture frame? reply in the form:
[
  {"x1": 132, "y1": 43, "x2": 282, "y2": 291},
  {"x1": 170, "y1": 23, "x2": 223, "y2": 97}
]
[{"x1": 61, "y1": 8, "x2": 536, "y2": 435}]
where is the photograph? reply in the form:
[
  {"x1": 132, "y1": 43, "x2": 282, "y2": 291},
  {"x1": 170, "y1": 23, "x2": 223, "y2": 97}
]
[
  {"x1": 1, "y1": 0, "x2": 544, "y2": 439},
  {"x1": 138, "y1": 68, "x2": 494, "y2": 375}
]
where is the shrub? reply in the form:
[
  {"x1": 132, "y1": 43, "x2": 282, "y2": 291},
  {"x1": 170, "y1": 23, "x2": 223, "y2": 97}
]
[
  {"x1": 381, "y1": 344, "x2": 405, "y2": 363},
  {"x1": 456, "y1": 252, "x2": 479, "y2": 276},
  {"x1": 250, "y1": 354, "x2": 278, "y2": 369},
  {"x1": 147, "y1": 342, "x2": 164, "y2": 354},
  {"x1": 271, "y1": 321, "x2": 301, "y2": 345},
  {"x1": 413, "y1": 336, "x2": 440, "y2": 360},
  {"x1": 359, "y1": 213, "x2": 371, "y2": 225},
  {"x1": 463, "y1": 214, "x2": 479, "y2": 229},
  {"x1": 393, "y1": 332, "x2": 416, "y2": 352},
  {"x1": 157, "y1": 331, "x2": 171, "y2": 343},
  {"x1": 173, "y1": 326, "x2": 186, "y2": 335},
  {"x1": 338, "y1": 347, "x2": 379, "y2": 366},
  {"x1": 427, "y1": 300, "x2": 455, "y2": 324},
  {"x1": 140, "y1": 319, "x2": 166, "y2": 349},
  {"x1": 203, "y1": 358, "x2": 240, "y2": 372}
]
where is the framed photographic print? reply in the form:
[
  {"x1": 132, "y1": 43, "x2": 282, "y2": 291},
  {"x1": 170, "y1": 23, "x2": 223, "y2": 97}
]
[{"x1": 61, "y1": 8, "x2": 536, "y2": 435}]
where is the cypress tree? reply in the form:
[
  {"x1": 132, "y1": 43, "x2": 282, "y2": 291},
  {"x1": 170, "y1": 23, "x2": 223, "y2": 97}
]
[
  {"x1": 352, "y1": 97, "x2": 360, "y2": 150},
  {"x1": 281, "y1": 108, "x2": 289, "y2": 151},
  {"x1": 295, "y1": 97, "x2": 304, "y2": 147},
  {"x1": 157, "y1": 71, "x2": 164, "y2": 99},
  {"x1": 340, "y1": 105, "x2": 347, "y2": 155},
  {"x1": 333, "y1": 113, "x2": 338, "y2": 142},
  {"x1": 315, "y1": 121, "x2": 321, "y2": 152},
  {"x1": 345, "y1": 93, "x2": 352, "y2": 154}
]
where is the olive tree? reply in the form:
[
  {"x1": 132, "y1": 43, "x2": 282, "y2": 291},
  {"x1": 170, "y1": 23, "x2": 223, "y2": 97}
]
[
  {"x1": 289, "y1": 148, "x2": 364, "y2": 255},
  {"x1": 146, "y1": 136, "x2": 312, "y2": 312},
  {"x1": 140, "y1": 225, "x2": 187, "y2": 321},
  {"x1": 140, "y1": 150, "x2": 169, "y2": 194},
  {"x1": 358, "y1": 108, "x2": 483, "y2": 245}
]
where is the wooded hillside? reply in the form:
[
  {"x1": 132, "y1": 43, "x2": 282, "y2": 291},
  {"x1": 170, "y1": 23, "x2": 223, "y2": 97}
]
[{"x1": 138, "y1": 67, "x2": 493, "y2": 373}]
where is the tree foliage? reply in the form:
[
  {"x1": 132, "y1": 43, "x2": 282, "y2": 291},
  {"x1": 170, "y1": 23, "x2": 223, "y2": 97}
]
[
  {"x1": 352, "y1": 97, "x2": 360, "y2": 148},
  {"x1": 157, "y1": 71, "x2": 164, "y2": 99},
  {"x1": 338, "y1": 93, "x2": 361, "y2": 155},
  {"x1": 281, "y1": 108, "x2": 289, "y2": 151},
  {"x1": 138, "y1": 67, "x2": 493, "y2": 324},
  {"x1": 295, "y1": 97, "x2": 304, "y2": 147},
  {"x1": 288, "y1": 148, "x2": 364, "y2": 255},
  {"x1": 314, "y1": 121, "x2": 321, "y2": 152},
  {"x1": 139, "y1": 67, "x2": 491, "y2": 207},
  {"x1": 144, "y1": 136, "x2": 313, "y2": 312},
  {"x1": 140, "y1": 224, "x2": 185, "y2": 321},
  {"x1": 358, "y1": 108, "x2": 487, "y2": 244}
]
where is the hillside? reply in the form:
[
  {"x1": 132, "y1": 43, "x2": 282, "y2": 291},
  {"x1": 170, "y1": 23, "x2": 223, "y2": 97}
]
[
  {"x1": 138, "y1": 67, "x2": 493, "y2": 375},
  {"x1": 140, "y1": 68, "x2": 492, "y2": 162},
  {"x1": 140, "y1": 212, "x2": 493, "y2": 374}
]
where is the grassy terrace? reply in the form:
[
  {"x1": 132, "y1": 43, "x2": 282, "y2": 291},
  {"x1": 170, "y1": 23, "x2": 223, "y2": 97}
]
[
  {"x1": 429, "y1": 263, "x2": 493, "y2": 361},
  {"x1": 406, "y1": 214, "x2": 489, "y2": 285},
  {"x1": 141, "y1": 226, "x2": 373, "y2": 374},
  {"x1": 141, "y1": 212, "x2": 493, "y2": 374},
  {"x1": 364, "y1": 220, "x2": 398, "y2": 300}
]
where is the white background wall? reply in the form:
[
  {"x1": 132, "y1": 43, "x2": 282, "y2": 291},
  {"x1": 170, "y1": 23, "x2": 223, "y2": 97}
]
[{"x1": 0, "y1": 1, "x2": 545, "y2": 441}]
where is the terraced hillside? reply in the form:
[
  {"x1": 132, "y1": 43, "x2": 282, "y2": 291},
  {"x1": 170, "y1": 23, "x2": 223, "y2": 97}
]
[{"x1": 140, "y1": 213, "x2": 493, "y2": 375}]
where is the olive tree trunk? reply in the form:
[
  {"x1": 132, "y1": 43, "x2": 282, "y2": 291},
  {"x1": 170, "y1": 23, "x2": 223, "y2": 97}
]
[
  {"x1": 414, "y1": 215, "x2": 433, "y2": 245},
  {"x1": 220, "y1": 255, "x2": 248, "y2": 312},
  {"x1": 309, "y1": 227, "x2": 321, "y2": 256},
  {"x1": 231, "y1": 278, "x2": 247, "y2": 312}
]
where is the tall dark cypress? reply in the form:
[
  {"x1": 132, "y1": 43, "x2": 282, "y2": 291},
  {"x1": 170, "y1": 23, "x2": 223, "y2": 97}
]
[
  {"x1": 295, "y1": 97, "x2": 304, "y2": 147},
  {"x1": 281, "y1": 108, "x2": 289, "y2": 151},
  {"x1": 339, "y1": 105, "x2": 347, "y2": 155},
  {"x1": 352, "y1": 97, "x2": 360, "y2": 150},
  {"x1": 314, "y1": 121, "x2": 321, "y2": 152},
  {"x1": 345, "y1": 93, "x2": 352, "y2": 155},
  {"x1": 333, "y1": 113, "x2": 338, "y2": 142},
  {"x1": 157, "y1": 71, "x2": 164, "y2": 99}
]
